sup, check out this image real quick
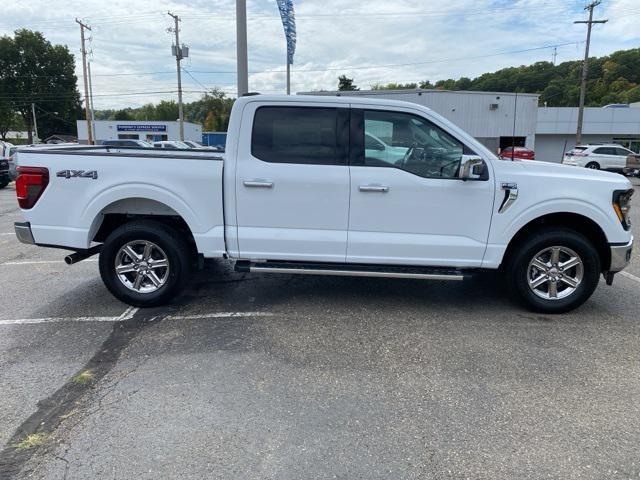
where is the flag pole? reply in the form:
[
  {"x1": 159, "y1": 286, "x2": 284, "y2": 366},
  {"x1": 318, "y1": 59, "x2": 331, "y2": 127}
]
[{"x1": 286, "y1": 58, "x2": 290, "y2": 95}]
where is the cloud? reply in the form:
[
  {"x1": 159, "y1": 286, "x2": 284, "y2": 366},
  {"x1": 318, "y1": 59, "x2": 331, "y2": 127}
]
[{"x1": 1, "y1": 0, "x2": 636, "y2": 109}]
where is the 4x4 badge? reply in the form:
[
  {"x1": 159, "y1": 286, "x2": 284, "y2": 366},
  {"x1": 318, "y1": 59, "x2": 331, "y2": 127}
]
[{"x1": 56, "y1": 170, "x2": 98, "y2": 180}]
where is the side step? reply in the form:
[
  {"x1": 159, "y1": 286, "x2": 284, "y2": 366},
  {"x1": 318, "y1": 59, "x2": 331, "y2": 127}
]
[{"x1": 235, "y1": 260, "x2": 468, "y2": 281}]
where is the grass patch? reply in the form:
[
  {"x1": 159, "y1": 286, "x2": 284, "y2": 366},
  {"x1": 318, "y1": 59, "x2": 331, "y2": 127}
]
[
  {"x1": 72, "y1": 369, "x2": 95, "y2": 385},
  {"x1": 15, "y1": 433, "x2": 47, "y2": 451}
]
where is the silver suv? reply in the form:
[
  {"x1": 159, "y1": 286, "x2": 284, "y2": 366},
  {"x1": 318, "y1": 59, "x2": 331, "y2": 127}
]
[{"x1": 563, "y1": 144, "x2": 634, "y2": 171}]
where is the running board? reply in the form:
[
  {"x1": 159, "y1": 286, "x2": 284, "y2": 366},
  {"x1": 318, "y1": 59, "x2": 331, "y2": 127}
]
[{"x1": 235, "y1": 261, "x2": 468, "y2": 281}]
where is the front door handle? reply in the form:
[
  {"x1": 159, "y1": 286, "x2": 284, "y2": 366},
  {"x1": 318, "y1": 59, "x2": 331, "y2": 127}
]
[
  {"x1": 359, "y1": 185, "x2": 389, "y2": 193},
  {"x1": 243, "y1": 180, "x2": 274, "y2": 188}
]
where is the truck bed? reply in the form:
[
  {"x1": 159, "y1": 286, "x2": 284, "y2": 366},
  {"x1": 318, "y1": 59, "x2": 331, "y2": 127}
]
[{"x1": 16, "y1": 146, "x2": 226, "y2": 257}]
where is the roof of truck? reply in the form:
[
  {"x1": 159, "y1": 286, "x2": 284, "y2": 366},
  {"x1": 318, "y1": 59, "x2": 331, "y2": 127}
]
[{"x1": 236, "y1": 94, "x2": 434, "y2": 111}]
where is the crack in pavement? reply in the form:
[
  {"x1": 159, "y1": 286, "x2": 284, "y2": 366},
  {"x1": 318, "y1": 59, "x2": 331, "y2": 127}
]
[{"x1": 0, "y1": 307, "x2": 166, "y2": 479}]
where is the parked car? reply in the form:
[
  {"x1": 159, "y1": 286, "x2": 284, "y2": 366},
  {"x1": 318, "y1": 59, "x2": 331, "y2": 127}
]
[
  {"x1": 562, "y1": 144, "x2": 634, "y2": 171},
  {"x1": 102, "y1": 139, "x2": 152, "y2": 148},
  {"x1": 624, "y1": 153, "x2": 640, "y2": 177},
  {"x1": 153, "y1": 140, "x2": 191, "y2": 150},
  {"x1": 499, "y1": 146, "x2": 535, "y2": 161},
  {"x1": 13, "y1": 95, "x2": 634, "y2": 313},
  {"x1": 0, "y1": 157, "x2": 9, "y2": 188},
  {"x1": 1, "y1": 142, "x2": 18, "y2": 181},
  {"x1": 182, "y1": 140, "x2": 204, "y2": 149}
]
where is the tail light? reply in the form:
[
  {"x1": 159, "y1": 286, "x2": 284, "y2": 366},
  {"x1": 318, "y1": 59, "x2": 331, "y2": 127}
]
[{"x1": 16, "y1": 166, "x2": 49, "y2": 209}]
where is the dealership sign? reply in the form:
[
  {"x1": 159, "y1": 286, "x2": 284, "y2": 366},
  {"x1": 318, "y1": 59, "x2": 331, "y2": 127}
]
[{"x1": 117, "y1": 124, "x2": 167, "y2": 132}]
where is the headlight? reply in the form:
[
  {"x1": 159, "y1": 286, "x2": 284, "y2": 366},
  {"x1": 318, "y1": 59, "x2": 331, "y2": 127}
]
[{"x1": 613, "y1": 189, "x2": 634, "y2": 230}]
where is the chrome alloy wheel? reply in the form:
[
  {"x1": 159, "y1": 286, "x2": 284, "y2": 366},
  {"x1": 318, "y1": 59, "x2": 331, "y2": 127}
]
[
  {"x1": 527, "y1": 246, "x2": 584, "y2": 300},
  {"x1": 115, "y1": 240, "x2": 170, "y2": 293}
]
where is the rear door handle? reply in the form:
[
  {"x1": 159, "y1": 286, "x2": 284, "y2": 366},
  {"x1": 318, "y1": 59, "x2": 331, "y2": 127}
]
[
  {"x1": 359, "y1": 185, "x2": 389, "y2": 193},
  {"x1": 243, "y1": 180, "x2": 274, "y2": 188}
]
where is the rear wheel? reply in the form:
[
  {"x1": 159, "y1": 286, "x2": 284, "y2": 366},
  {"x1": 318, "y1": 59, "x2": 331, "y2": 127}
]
[
  {"x1": 585, "y1": 162, "x2": 600, "y2": 170},
  {"x1": 505, "y1": 228, "x2": 601, "y2": 313},
  {"x1": 99, "y1": 220, "x2": 191, "y2": 307}
]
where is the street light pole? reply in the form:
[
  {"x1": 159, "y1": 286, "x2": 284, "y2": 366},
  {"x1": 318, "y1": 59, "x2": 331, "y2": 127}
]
[
  {"x1": 574, "y1": 1, "x2": 607, "y2": 145},
  {"x1": 236, "y1": 0, "x2": 249, "y2": 96}
]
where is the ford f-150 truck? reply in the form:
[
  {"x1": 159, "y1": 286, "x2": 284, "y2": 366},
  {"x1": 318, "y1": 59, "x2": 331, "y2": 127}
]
[{"x1": 13, "y1": 95, "x2": 634, "y2": 313}]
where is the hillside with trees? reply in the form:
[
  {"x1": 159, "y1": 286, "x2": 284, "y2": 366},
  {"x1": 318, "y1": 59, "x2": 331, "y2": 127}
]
[{"x1": 358, "y1": 48, "x2": 640, "y2": 107}]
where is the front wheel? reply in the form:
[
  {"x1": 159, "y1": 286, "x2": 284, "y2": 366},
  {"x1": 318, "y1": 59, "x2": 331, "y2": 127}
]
[
  {"x1": 505, "y1": 228, "x2": 601, "y2": 313},
  {"x1": 99, "y1": 220, "x2": 191, "y2": 307}
]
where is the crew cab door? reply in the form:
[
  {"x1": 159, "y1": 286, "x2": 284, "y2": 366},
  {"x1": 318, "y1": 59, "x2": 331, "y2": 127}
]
[
  {"x1": 235, "y1": 102, "x2": 350, "y2": 262},
  {"x1": 347, "y1": 107, "x2": 495, "y2": 267}
]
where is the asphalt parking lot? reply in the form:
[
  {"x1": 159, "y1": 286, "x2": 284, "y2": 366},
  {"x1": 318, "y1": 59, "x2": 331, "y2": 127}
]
[{"x1": 1, "y1": 178, "x2": 640, "y2": 480}]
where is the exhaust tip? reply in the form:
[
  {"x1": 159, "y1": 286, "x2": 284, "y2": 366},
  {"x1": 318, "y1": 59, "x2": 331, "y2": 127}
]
[{"x1": 64, "y1": 254, "x2": 75, "y2": 265}]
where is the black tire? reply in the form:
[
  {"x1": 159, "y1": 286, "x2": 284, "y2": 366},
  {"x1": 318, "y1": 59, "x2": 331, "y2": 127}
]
[
  {"x1": 0, "y1": 180, "x2": 8, "y2": 189},
  {"x1": 505, "y1": 228, "x2": 601, "y2": 314},
  {"x1": 585, "y1": 162, "x2": 600, "y2": 170},
  {"x1": 99, "y1": 220, "x2": 191, "y2": 307}
]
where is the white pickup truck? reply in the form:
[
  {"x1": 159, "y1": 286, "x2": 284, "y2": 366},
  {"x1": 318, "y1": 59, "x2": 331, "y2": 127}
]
[{"x1": 13, "y1": 95, "x2": 634, "y2": 313}]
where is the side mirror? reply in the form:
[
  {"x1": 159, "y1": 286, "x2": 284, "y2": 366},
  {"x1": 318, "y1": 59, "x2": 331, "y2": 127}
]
[{"x1": 459, "y1": 156, "x2": 486, "y2": 180}]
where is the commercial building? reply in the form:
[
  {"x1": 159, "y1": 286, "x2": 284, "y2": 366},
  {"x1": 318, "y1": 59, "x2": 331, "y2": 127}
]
[
  {"x1": 536, "y1": 107, "x2": 640, "y2": 163},
  {"x1": 76, "y1": 120, "x2": 202, "y2": 144},
  {"x1": 302, "y1": 89, "x2": 540, "y2": 153}
]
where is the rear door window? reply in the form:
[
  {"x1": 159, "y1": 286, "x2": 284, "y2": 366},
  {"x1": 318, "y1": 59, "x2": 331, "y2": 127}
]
[
  {"x1": 593, "y1": 147, "x2": 614, "y2": 155},
  {"x1": 252, "y1": 106, "x2": 346, "y2": 165}
]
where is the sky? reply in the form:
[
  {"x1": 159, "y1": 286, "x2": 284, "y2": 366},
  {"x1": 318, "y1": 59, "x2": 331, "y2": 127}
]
[{"x1": 1, "y1": 0, "x2": 638, "y2": 110}]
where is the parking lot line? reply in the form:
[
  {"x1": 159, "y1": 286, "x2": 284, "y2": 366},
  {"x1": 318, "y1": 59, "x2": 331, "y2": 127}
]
[
  {"x1": 0, "y1": 310, "x2": 272, "y2": 326},
  {"x1": 166, "y1": 312, "x2": 274, "y2": 320},
  {"x1": 620, "y1": 270, "x2": 640, "y2": 284},
  {"x1": 0, "y1": 232, "x2": 14, "y2": 236},
  {"x1": 1, "y1": 259, "x2": 99, "y2": 266},
  {"x1": 0, "y1": 316, "x2": 121, "y2": 326}
]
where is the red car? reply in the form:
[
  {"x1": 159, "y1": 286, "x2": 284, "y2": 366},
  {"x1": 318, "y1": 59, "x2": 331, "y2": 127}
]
[{"x1": 499, "y1": 146, "x2": 535, "y2": 160}]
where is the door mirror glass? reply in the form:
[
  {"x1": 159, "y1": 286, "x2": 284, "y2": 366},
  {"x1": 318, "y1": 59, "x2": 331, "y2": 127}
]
[{"x1": 459, "y1": 156, "x2": 486, "y2": 180}]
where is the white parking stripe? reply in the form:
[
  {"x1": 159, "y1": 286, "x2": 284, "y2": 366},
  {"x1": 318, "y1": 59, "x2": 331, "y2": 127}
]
[
  {"x1": 0, "y1": 232, "x2": 14, "y2": 236},
  {"x1": 620, "y1": 271, "x2": 640, "y2": 284},
  {"x1": 166, "y1": 312, "x2": 274, "y2": 320},
  {"x1": 1, "y1": 258, "x2": 99, "y2": 266},
  {"x1": 0, "y1": 310, "x2": 272, "y2": 326},
  {"x1": 0, "y1": 316, "x2": 120, "y2": 326}
]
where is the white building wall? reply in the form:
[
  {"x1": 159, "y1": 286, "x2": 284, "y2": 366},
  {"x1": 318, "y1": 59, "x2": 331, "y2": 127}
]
[
  {"x1": 77, "y1": 121, "x2": 202, "y2": 144},
  {"x1": 535, "y1": 107, "x2": 640, "y2": 163}
]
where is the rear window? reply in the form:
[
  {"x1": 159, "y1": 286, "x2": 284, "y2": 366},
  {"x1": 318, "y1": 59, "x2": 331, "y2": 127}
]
[{"x1": 251, "y1": 106, "x2": 342, "y2": 165}]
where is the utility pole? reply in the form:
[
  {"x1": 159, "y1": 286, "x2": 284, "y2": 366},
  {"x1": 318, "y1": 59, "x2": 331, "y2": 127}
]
[
  {"x1": 168, "y1": 12, "x2": 185, "y2": 141},
  {"x1": 76, "y1": 18, "x2": 93, "y2": 145},
  {"x1": 574, "y1": 1, "x2": 607, "y2": 145},
  {"x1": 88, "y1": 61, "x2": 96, "y2": 143},
  {"x1": 31, "y1": 103, "x2": 39, "y2": 143},
  {"x1": 236, "y1": 0, "x2": 249, "y2": 96},
  {"x1": 552, "y1": 46, "x2": 558, "y2": 65}
]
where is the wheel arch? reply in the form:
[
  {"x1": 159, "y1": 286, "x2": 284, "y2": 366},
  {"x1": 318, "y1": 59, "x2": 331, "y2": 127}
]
[
  {"x1": 502, "y1": 212, "x2": 611, "y2": 271},
  {"x1": 88, "y1": 197, "x2": 197, "y2": 253}
]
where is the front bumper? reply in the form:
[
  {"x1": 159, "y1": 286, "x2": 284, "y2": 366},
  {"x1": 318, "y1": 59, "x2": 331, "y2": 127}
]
[
  {"x1": 14, "y1": 222, "x2": 35, "y2": 245},
  {"x1": 609, "y1": 237, "x2": 634, "y2": 272}
]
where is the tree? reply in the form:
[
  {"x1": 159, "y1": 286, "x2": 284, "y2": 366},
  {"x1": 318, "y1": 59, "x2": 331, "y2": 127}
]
[
  {"x1": 0, "y1": 30, "x2": 82, "y2": 142},
  {"x1": 0, "y1": 101, "x2": 19, "y2": 140},
  {"x1": 338, "y1": 75, "x2": 358, "y2": 91}
]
